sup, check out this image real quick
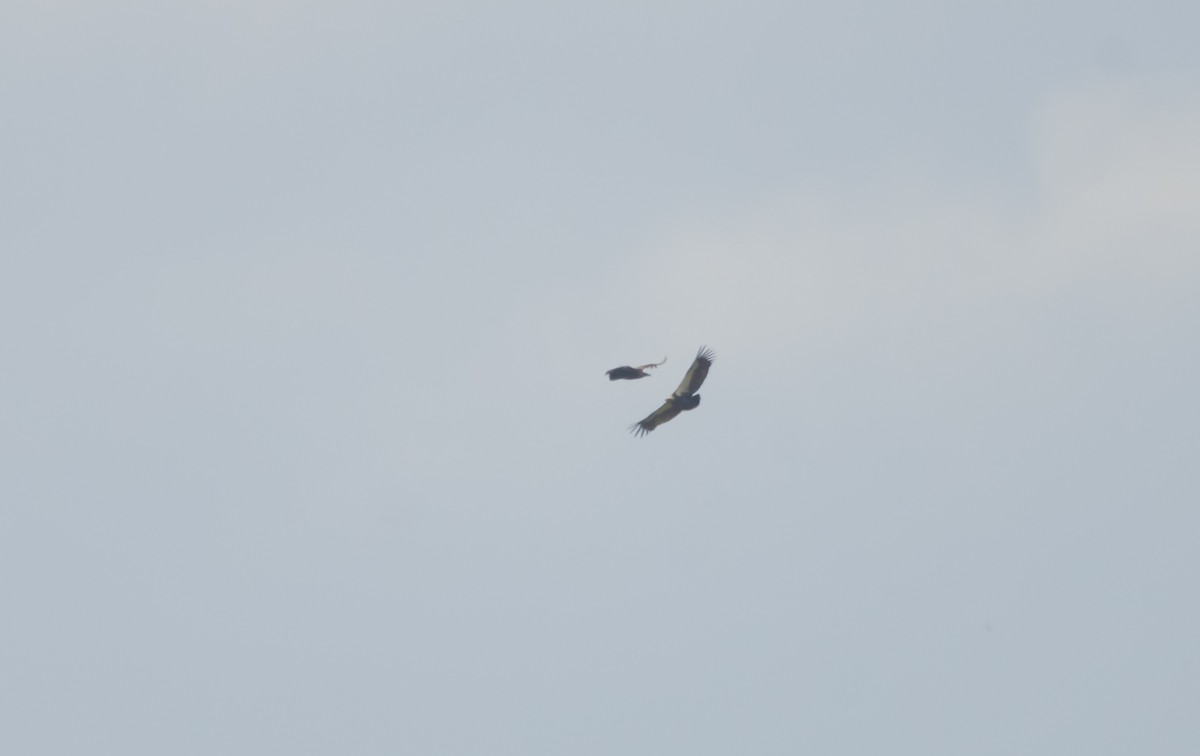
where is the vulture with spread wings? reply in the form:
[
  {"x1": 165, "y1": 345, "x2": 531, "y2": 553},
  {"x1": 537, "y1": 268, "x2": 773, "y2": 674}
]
[
  {"x1": 605, "y1": 356, "x2": 667, "y2": 381},
  {"x1": 630, "y1": 346, "x2": 715, "y2": 437}
]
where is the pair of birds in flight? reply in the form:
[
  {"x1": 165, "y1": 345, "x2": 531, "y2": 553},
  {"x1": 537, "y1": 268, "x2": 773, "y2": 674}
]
[{"x1": 606, "y1": 346, "x2": 716, "y2": 436}]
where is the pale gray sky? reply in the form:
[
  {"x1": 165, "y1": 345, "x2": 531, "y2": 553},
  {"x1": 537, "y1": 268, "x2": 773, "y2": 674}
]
[{"x1": 2, "y1": 2, "x2": 1198, "y2": 754}]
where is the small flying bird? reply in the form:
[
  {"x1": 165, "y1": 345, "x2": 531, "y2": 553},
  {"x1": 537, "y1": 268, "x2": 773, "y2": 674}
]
[
  {"x1": 605, "y1": 356, "x2": 667, "y2": 381},
  {"x1": 630, "y1": 346, "x2": 715, "y2": 437}
]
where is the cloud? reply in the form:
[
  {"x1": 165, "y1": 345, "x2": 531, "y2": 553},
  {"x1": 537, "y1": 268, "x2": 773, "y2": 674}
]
[
  {"x1": 1031, "y1": 81, "x2": 1200, "y2": 283},
  {"x1": 624, "y1": 81, "x2": 1200, "y2": 359}
]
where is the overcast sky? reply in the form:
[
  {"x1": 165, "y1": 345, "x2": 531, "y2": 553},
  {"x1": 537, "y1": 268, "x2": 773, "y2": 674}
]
[{"x1": 2, "y1": 2, "x2": 1198, "y2": 754}]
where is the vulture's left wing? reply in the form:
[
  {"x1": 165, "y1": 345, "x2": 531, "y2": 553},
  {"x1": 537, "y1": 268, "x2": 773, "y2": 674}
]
[
  {"x1": 635, "y1": 356, "x2": 667, "y2": 371},
  {"x1": 673, "y1": 346, "x2": 715, "y2": 396}
]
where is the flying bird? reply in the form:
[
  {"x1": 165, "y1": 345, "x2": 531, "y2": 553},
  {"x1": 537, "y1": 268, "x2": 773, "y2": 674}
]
[
  {"x1": 606, "y1": 356, "x2": 667, "y2": 381},
  {"x1": 630, "y1": 346, "x2": 715, "y2": 437}
]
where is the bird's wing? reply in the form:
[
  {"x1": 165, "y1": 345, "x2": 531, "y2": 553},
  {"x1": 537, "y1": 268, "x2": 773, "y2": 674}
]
[
  {"x1": 672, "y1": 346, "x2": 715, "y2": 396},
  {"x1": 630, "y1": 400, "x2": 682, "y2": 436},
  {"x1": 634, "y1": 356, "x2": 667, "y2": 371}
]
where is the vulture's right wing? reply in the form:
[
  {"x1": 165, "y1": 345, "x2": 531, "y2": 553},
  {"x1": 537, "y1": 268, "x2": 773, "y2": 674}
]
[{"x1": 630, "y1": 400, "x2": 683, "y2": 437}]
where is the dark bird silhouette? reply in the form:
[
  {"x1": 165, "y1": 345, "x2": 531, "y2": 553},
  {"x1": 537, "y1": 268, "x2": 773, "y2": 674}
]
[
  {"x1": 606, "y1": 356, "x2": 667, "y2": 381},
  {"x1": 630, "y1": 346, "x2": 715, "y2": 436}
]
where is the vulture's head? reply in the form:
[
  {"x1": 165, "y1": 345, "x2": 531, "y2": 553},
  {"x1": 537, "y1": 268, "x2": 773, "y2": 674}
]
[{"x1": 674, "y1": 394, "x2": 701, "y2": 410}]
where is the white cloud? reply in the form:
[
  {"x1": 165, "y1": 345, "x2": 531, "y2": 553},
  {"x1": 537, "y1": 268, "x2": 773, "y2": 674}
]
[
  {"x1": 1031, "y1": 81, "x2": 1200, "y2": 285},
  {"x1": 625, "y1": 82, "x2": 1200, "y2": 358}
]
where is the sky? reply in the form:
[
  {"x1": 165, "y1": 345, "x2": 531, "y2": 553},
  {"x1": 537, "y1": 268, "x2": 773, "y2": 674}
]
[{"x1": 2, "y1": 1, "x2": 1199, "y2": 754}]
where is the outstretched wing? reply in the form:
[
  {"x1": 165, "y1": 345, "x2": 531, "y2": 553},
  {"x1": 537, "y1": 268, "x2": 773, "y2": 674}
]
[
  {"x1": 634, "y1": 356, "x2": 667, "y2": 371},
  {"x1": 672, "y1": 346, "x2": 715, "y2": 397},
  {"x1": 630, "y1": 400, "x2": 682, "y2": 437}
]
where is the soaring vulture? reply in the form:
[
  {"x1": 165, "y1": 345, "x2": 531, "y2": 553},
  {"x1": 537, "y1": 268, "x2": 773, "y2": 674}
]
[
  {"x1": 605, "y1": 356, "x2": 667, "y2": 381},
  {"x1": 630, "y1": 346, "x2": 715, "y2": 437}
]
